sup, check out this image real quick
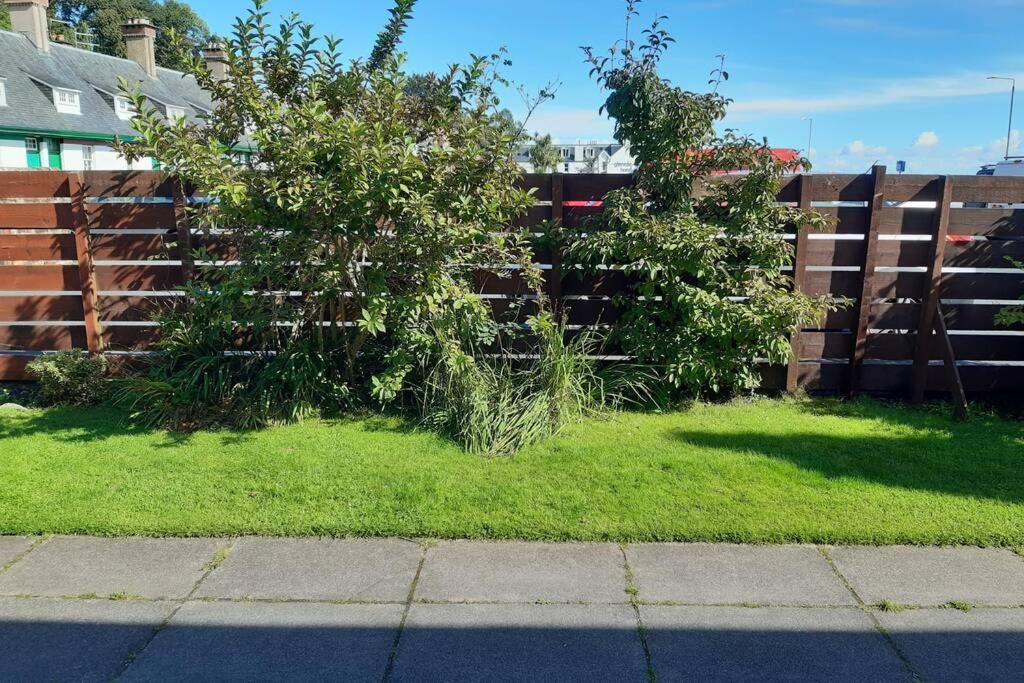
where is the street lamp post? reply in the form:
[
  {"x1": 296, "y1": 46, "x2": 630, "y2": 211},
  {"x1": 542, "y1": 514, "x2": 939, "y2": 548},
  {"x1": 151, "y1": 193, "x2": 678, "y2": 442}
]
[{"x1": 988, "y1": 76, "x2": 1016, "y2": 160}]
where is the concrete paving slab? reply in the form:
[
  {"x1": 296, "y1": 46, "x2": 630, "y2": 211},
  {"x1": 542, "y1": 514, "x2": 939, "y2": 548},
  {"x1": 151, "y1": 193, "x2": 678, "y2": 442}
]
[
  {"x1": 0, "y1": 597, "x2": 173, "y2": 683},
  {"x1": 627, "y1": 543, "x2": 855, "y2": 605},
  {"x1": 121, "y1": 601, "x2": 403, "y2": 681},
  {"x1": 0, "y1": 536, "x2": 36, "y2": 567},
  {"x1": 877, "y1": 607, "x2": 1024, "y2": 682},
  {"x1": 391, "y1": 603, "x2": 647, "y2": 681},
  {"x1": 416, "y1": 541, "x2": 627, "y2": 603},
  {"x1": 641, "y1": 605, "x2": 910, "y2": 681},
  {"x1": 194, "y1": 537, "x2": 422, "y2": 602},
  {"x1": 0, "y1": 536, "x2": 224, "y2": 599},
  {"x1": 827, "y1": 546, "x2": 1024, "y2": 606}
]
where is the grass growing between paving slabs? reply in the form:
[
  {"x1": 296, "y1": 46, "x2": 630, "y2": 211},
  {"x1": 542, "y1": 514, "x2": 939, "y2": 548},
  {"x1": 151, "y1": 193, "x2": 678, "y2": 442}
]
[{"x1": 0, "y1": 397, "x2": 1022, "y2": 545}]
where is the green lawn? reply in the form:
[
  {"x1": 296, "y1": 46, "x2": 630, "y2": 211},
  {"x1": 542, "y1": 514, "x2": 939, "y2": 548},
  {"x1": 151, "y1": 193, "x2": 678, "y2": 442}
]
[{"x1": 0, "y1": 398, "x2": 1022, "y2": 545}]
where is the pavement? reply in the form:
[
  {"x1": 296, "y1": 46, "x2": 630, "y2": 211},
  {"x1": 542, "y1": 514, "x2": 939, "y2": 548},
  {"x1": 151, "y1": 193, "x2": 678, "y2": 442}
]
[{"x1": 1, "y1": 536, "x2": 1024, "y2": 681}]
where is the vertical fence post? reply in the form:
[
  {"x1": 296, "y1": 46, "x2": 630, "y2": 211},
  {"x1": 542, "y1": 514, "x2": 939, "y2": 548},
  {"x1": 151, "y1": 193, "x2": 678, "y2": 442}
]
[
  {"x1": 786, "y1": 173, "x2": 814, "y2": 394},
  {"x1": 69, "y1": 172, "x2": 103, "y2": 353},
  {"x1": 549, "y1": 173, "x2": 564, "y2": 315},
  {"x1": 911, "y1": 176, "x2": 953, "y2": 403},
  {"x1": 173, "y1": 180, "x2": 194, "y2": 282},
  {"x1": 847, "y1": 164, "x2": 886, "y2": 396}
]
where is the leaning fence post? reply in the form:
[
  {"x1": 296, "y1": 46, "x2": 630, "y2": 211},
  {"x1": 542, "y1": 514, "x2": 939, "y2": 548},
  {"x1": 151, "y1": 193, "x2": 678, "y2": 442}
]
[
  {"x1": 911, "y1": 175, "x2": 953, "y2": 403},
  {"x1": 786, "y1": 173, "x2": 814, "y2": 394},
  {"x1": 69, "y1": 172, "x2": 103, "y2": 353},
  {"x1": 848, "y1": 164, "x2": 886, "y2": 395}
]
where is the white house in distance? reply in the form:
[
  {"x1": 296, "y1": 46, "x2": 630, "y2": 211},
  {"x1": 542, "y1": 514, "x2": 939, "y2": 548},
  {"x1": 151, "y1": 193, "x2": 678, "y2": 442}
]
[
  {"x1": 0, "y1": 0, "x2": 237, "y2": 171},
  {"x1": 516, "y1": 141, "x2": 637, "y2": 174}
]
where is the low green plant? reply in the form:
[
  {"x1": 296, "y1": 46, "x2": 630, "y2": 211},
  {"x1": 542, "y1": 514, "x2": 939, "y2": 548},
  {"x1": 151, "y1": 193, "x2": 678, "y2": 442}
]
[
  {"x1": 418, "y1": 315, "x2": 596, "y2": 456},
  {"x1": 26, "y1": 351, "x2": 108, "y2": 407},
  {"x1": 945, "y1": 600, "x2": 974, "y2": 612},
  {"x1": 875, "y1": 599, "x2": 906, "y2": 613},
  {"x1": 417, "y1": 313, "x2": 651, "y2": 456}
]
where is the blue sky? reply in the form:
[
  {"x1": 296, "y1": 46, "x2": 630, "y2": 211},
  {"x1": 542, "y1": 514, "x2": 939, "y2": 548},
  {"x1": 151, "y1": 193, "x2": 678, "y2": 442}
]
[{"x1": 193, "y1": 0, "x2": 1024, "y2": 174}]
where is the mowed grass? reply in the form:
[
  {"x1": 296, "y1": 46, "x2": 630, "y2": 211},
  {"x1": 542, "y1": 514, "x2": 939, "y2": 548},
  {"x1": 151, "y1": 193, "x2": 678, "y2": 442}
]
[{"x1": 0, "y1": 398, "x2": 1022, "y2": 545}]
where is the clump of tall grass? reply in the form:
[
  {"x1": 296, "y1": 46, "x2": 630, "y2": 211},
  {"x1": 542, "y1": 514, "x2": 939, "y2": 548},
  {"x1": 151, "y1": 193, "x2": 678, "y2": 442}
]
[{"x1": 418, "y1": 314, "x2": 654, "y2": 456}]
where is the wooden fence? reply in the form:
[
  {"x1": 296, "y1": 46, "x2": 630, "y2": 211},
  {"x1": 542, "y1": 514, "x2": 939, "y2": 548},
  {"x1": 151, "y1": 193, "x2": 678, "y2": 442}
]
[{"x1": 1, "y1": 168, "x2": 1023, "y2": 397}]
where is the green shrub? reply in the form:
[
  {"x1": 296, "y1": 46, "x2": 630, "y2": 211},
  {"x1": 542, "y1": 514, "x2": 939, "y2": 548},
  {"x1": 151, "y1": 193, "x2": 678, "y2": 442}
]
[
  {"x1": 113, "y1": 0, "x2": 554, "y2": 432},
  {"x1": 26, "y1": 350, "x2": 108, "y2": 406},
  {"x1": 570, "y1": 4, "x2": 840, "y2": 397}
]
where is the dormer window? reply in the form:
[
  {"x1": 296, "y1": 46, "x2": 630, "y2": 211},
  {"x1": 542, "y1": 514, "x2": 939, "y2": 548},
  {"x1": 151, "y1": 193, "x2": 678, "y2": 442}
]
[
  {"x1": 0, "y1": 79, "x2": 7, "y2": 107},
  {"x1": 114, "y1": 96, "x2": 136, "y2": 120},
  {"x1": 54, "y1": 88, "x2": 81, "y2": 114},
  {"x1": 165, "y1": 105, "x2": 186, "y2": 121}
]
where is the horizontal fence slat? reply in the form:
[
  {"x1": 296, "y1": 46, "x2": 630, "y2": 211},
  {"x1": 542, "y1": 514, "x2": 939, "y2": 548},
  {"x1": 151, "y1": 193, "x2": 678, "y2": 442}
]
[
  {"x1": 0, "y1": 295, "x2": 84, "y2": 321},
  {"x1": 0, "y1": 204, "x2": 75, "y2": 229},
  {"x1": 0, "y1": 234, "x2": 77, "y2": 260},
  {"x1": 0, "y1": 265, "x2": 81, "y2": 290},
  {"x1": 87, "y1": 204, "x2": 176, "y2": 230},
  {"x1": 0, "y1": 172, "x2": 72, "y2": 199},
  {"x1": 0, "y1": 324, "x2": 85, "y2": 350}
]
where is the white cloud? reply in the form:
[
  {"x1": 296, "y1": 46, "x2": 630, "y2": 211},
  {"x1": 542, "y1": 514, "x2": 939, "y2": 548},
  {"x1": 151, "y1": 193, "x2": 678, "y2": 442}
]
[
  {"x1": 521, "y1": 108, "x2": 614, "y2": 142},
  {"x1": 914, "y1": 131, "x2": 939, "y2": 148},
  {"x1": 842, "y1": 140, "x2": 887, "y2": 156},
  {"x1": 988, "y1": 129, "x2": 1022, "y2": 157},
  {"x1": 729, "y1": 70, "x2": 1017, "y2": 118}
]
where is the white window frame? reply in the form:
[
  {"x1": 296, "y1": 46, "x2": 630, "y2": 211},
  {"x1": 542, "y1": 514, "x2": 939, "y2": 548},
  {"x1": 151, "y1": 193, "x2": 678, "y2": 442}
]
[
  {"x1": 0, "y1": 79, "x2": 7, "y2": 107},
  {"x1": 82, "y1": 144, "x2": 95, "y2": 170},
  {"x1": 114, "y1": 96, "x2": 135, "y2": 120},
  {"x1": 53, "y1": 88, "x2": 81, "y2": 115},
  {"x1": 560, "y1": 147, "x2": 571, "y2": 159},
  {"x1": 25, "y1": 137, "x2": 38, "y2": 152},
  {"x1": 165, "y1": 105, "x2": 186, "y2": 121}
]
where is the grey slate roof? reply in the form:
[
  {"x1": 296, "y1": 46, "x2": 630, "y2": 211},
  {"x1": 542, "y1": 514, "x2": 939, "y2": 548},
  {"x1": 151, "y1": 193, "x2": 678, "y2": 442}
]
[{"x1": 0, "y1": 28, "x2": 214, "y2": 139}]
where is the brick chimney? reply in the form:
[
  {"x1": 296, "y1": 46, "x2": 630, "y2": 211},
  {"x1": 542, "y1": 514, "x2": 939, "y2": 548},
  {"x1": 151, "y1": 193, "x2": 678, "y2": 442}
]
[
  {"x1": 6, "y1": 0, "x2": 50, "y2": 52},
  {"x1": 202, "y1": 42, "x2": 229, "y2": 82},
  {"x1": 123, "y1": 17, "x2": 157, "y2": 78}
]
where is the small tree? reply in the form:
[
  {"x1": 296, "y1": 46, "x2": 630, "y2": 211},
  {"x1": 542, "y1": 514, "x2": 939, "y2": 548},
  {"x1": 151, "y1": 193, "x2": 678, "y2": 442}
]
[
  {"x1": 570, "y1": 3, "x2": 836, "y2": 395},
  {"x1": 529, "y1": 133, "x2": 561, "y2": 173},
  {"x1": 116, "y1": 0, "x2": 549, "y2": 428}
]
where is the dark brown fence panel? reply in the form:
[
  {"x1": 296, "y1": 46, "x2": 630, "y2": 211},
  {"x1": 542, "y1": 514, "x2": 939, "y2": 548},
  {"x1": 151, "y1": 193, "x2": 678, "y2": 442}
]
[{"x1": 1, "y1": 168, "x2": 1023, "y2": 396}]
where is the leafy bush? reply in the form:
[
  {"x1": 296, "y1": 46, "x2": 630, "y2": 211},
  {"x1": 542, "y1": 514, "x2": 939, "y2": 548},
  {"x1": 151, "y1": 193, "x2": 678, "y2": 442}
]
[
  {"x1": 26, "y1": 350, "x2": 108, "y2": 406},
  {"x1": 569, "y1": 3, "x2": 838, "y2": 397},
  {"x1": 115, "y1": 0, "x2": 553, "y2": 429}
]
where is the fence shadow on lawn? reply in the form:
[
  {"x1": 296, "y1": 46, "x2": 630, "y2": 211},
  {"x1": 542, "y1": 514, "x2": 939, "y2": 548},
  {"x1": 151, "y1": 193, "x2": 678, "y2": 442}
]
[{"x1": 670, "y1": 400, "x2": 1024, "y2": 504}]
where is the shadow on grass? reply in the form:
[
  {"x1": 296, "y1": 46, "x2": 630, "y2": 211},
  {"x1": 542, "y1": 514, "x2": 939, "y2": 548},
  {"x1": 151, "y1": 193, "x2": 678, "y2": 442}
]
[
  {"x1": 0, "y1": 407, "x2": 154, "y2": 444},
  {"x1": 0, "y1": 404, "x2": 425, "y2": 448},
  {"x1": 671, "y1": 399, "x2": 1024, "y2": 503}
]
